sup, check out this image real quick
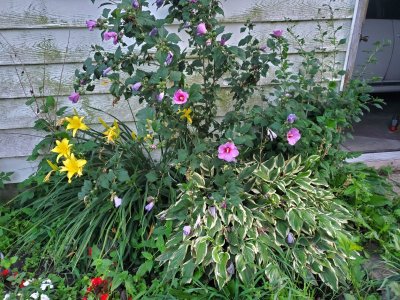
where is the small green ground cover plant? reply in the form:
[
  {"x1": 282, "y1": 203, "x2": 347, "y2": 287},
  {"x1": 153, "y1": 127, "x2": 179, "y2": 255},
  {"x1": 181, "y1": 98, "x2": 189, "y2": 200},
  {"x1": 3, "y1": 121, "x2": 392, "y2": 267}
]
[{"x1": 1, "y1": 0, "x2": 399, "y2": 299}]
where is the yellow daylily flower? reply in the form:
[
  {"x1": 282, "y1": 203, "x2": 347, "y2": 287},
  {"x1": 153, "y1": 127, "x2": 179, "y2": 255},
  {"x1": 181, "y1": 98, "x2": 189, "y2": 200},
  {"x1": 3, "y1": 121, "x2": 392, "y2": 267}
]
[
  {"x1": 65, "y1": 115, "x2": 89, "y2": 137},
  {"x1": 103, "y1": 120, "x2": 120, "y2": 144},
  {"x1": 59, "y1": 153, "x2": 87, "y2": 183},
  {"x1": 180, "y1": 108, "x2": 193, "y2": 124},
  {"x1": 131, "y1": 131, "x2": 137, "y2": 140},
  {"x1": 144, "y1": 134, "x2": 153, "y2": 141},
  {"x1": 51, "y1": 138, "x2": 72, "y2": 162}
]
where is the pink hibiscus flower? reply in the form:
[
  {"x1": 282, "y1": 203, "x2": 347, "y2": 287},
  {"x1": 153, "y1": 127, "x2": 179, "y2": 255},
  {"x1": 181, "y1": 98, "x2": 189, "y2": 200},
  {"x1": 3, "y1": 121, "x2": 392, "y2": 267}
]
[
  {"x1": 287, "y1": 128, "x2": 301, "y2": 145},
  {"x1": 196, "y1": 22, "x2": 207, "y2": 36},
  {"x1": 272, "y1": 29, "x2": 283, "y2": 38},
  {"x1": 173, "y1": 89, "x2": 189, "y2": 104},
  {"x1": 218, "y1": 142, "x2": 239, "y2": 162},
  {"x1": 104, "y1": 31, "x2": 118, "y2": 45}
]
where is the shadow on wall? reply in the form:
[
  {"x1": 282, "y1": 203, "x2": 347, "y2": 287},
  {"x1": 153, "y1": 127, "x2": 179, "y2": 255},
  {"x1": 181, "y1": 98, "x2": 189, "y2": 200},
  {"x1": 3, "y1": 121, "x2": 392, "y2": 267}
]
[{"x1": 0, "y1": 184, "x2": 18, "y2": 202}]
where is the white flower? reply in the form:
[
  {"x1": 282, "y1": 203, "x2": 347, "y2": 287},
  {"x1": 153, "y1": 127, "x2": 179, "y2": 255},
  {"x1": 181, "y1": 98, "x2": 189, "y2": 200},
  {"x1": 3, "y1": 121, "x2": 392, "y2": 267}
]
[
  {"x1": 40, "y1": 279, "x2": 54, "y2": 290},
  {"x1": 114, "y1": 196, "x2": 122, "y2": 208},
  {"x1": 3, "y1": 293, "x2": 10, "y2": 300},
  {"x1": 267, "y1": 128, "x2": 277, "y2": 141},
  {"x1": 30, "y1": 293, "x2": 51, "y2": 300},
  {"x1": 23, "y1": 279, "x2": 33, "y2": 286}
]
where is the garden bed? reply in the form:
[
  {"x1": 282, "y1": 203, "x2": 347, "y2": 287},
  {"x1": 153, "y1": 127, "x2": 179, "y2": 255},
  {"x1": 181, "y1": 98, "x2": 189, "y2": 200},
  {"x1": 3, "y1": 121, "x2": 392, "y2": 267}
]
[{"x1": 1, "y1": 0, "x2": 400, "y2": 299}]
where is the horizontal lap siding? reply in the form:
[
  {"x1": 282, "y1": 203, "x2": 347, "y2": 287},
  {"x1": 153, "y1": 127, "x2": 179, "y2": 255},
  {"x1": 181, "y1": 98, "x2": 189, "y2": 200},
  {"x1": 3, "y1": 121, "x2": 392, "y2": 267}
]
[
  {"x1": 0, "y1": 0, "x2": 355, "y2": 183},
  {"x1": 0, "y1": 0, "x2": 354, "y2": 29},
  {"x1": 0, "y1": 21, "x2": 350, "y2": 66}
]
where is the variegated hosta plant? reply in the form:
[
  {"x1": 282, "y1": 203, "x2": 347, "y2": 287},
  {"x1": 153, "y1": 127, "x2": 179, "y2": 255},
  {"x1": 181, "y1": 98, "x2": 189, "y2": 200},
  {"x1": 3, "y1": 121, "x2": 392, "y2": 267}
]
[{"x1": 157, "y1": 154, "x2": 358, "y2": 290}]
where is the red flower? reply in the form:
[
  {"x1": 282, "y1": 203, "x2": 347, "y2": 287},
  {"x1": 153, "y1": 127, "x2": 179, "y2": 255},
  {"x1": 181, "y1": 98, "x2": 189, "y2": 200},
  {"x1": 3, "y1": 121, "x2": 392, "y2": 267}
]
[
  {"x1": 1, "y1": 269, "x2": 10, "y2": 277},
  {"x1": 88, "y1": 247, "x2": 93, "y2": 256},
  {"x1": 87, "y1": 286, "x2": 93, "y2": 293},
  {"x1": 100, "y1": 294, "x2": 109, "y2": 300},
  {"x1": 91, "y1": 277, "x2": 103, "y2": 286},
  {"x1": 82, "y1": 298, "x2": 88, "y2": 300},
  {"x1": 19, "y1": 280, "x2": 25, "y2": 288}
]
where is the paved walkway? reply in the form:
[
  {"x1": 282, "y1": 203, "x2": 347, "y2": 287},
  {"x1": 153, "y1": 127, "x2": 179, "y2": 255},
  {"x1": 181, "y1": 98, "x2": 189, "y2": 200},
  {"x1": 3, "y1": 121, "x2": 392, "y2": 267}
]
[{"x1": 389, "y1": 172, "x2": 400, "y2": 194}]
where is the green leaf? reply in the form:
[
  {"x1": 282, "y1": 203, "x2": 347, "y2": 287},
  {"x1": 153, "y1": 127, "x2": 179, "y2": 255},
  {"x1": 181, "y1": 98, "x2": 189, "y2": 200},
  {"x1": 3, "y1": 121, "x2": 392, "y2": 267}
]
[
  {"x1": 169, "y1": 243, "x2": 188, "y2": 270},
  {"x1": 181, "y1": 260, "x2": 196, "y2": 284},
  {"x1": 295, "y1": 178, "x2": 314, "y2": 193},
  {"x1": 319, "y1": 266, "x2": 339, "y2": 290},
  {"x1": 212, "y1": 246, "x2": 222, "y2": 263},
  {"x1": 116, "y1": 169, "x2": 130, "y2": 182},
  {"x1": 254, "y1": 165, "x2": 270, "y2": 182},
  {"x1": 142, "y1": 251, "x2": 153, "y2": 260},
  {"x1": 136, "y1": 260, "x2": 153, "y2": 278},
  {"x1": 239, "y1": 164, "x2": 257, "y2": 180},
  {"x1": 146, "y1": 170, "x2": 158, "y2": 183},
  {"x1": 56, "y1": 106, "x2": 68, "y2": 116},
  {"x1": 235, "y1": 254, "x2": 253, "y2": 285},
  {"x1": 45, "y1": 96, "x2": 56, "y2": 109},
  {"x1": 287, "y1": 209, "x2": 303, "y2": 234},
  {"x1": 242, "y1": 244, "x2": 255, "y2": 263},
  {"x1": 215, "y1": 252, "x2": 230, "y2": 288},
  {"x1": 170, "y1": 71, "x2": 182, "y2": 82},
  {"x1": 235, "y1": 205, "x2": 247, "y2": 225},
  {"x1": 265, "y1": 263, "x2": 286, "y2": 285},
  {"x1": 191, "y1": 172, "x2": 205, "y2": 188},
  {"x1": 156, "y1": 236, "x2": 166, "y2": 252},
  {"x1": 167, "y1": 33, "x2": 181, "y2": 43},
  {"x1": 194, "y1": 239, "x2": 208, "y2": 265},
  {"x1": 98, "y1": 173, "x2": 110, "y2": 189},
  {"x1": 110, "y1": 271, "x2": 128, "y2": 292}
]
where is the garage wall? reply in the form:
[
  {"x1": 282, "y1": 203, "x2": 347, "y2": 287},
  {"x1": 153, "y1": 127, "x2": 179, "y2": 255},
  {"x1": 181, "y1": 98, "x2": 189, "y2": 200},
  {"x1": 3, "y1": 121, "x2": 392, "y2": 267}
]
[{"x1": 0, "y1": 0, "x2": 356, "y2": 183}]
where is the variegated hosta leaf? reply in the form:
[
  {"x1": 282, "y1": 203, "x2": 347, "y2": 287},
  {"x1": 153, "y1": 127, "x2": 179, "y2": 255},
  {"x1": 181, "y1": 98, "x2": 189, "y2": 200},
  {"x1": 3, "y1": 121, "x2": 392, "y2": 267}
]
[{"x1": 159, "y1": 154, "x2": 356, "y2": 291}]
